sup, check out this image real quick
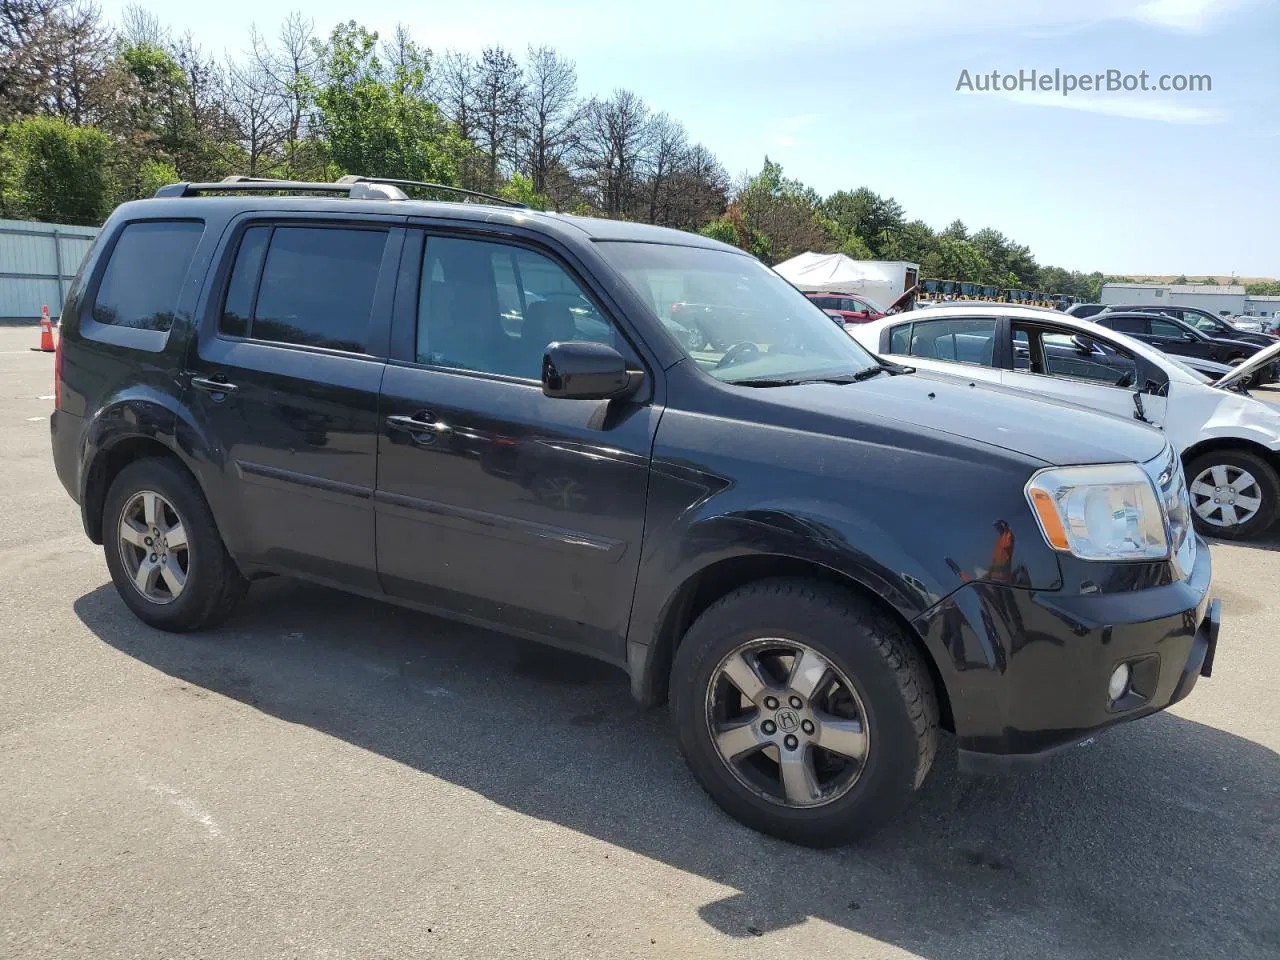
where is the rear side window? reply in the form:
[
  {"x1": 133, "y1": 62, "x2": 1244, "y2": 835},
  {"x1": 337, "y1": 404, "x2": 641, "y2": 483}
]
[
  {"x1": 905, "y1": 318, "x2": 998, "y2": 366},
  {"x1": 1102, "y1": 316, "x2": 1146, "y2": 334},
  {"x1": 91, "y1": 221, "x2": 204, "y2": 331},
  {"x1": 888, "y1": 323, "x2": 912, "y2": 353},
  {"x1": 219, "y1": 225, "x2": 387, "y2": 353}
]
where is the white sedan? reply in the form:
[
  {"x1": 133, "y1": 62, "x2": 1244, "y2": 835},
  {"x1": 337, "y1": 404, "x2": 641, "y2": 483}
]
[{"x1": 852, "y1": 304, "x2": 1280, "y2": 540}]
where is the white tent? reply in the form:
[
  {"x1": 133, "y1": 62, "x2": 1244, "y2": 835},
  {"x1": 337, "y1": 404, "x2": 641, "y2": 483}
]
[{"x1": 773, "y1": 253, "x2": 918, "y2": 310}]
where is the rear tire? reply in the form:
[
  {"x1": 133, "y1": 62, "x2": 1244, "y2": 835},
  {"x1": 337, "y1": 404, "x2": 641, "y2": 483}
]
[
  {"x1": 1186, "y1": 449, "x2": 1280, "y2": 540},
  {"x1": 102, "y1": 457, "x2": 248, "y2": 631},
  {"x1": 669, "y1": 578, "x2": 939, "y2": 847}
]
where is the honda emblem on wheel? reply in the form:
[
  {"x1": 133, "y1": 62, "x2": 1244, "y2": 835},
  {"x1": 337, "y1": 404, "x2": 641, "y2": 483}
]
[{"x1": 776, "y1": 708, "x2": 800, "y2": 733}]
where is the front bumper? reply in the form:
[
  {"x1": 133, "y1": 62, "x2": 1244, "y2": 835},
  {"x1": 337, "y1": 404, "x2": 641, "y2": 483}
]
[{"x1": 913, "y1": 536, "x2": 1218, "y2": 772}]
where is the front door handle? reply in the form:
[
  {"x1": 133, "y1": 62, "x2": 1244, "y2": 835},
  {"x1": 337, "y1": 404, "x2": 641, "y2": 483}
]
[
  {"x1": 386, "y1": 413, "x2": 452, "y2": 440},
  {"x1": 191, "y1": 375, "x2": 238, "y2": 397}
]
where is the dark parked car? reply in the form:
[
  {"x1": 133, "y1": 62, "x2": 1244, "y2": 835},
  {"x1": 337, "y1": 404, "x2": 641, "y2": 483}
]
[
  {"x1": 1064, "y1": 303, "x2": 1107, "y2": 319},
  {"x1": 51, "y1": 176, "x2": 1220, "y2": 847},
  {"x1": 1094, "y1": 311, "x2": 1266, "y2": 370},
  {"x1": 1102, "y1": 304, "x2": 1279, "y2": 352}
]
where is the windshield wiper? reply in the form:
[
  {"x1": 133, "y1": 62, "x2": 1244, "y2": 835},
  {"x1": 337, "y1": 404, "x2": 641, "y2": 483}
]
[{"x1": 731, "y1": 370, "x2": 881, "y2": 388}]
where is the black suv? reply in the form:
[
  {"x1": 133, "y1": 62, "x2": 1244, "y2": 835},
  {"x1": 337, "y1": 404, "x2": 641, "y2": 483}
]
[
  {"x1": 1093, "y1": 311, "x2": 1266, "y2": 370},
  {"x1": 51, "y1": 177, "x2": 1220, "y2": 846},
  {"x1": 1104, "y1": 304, "x2": 1277, "y2": 349}
]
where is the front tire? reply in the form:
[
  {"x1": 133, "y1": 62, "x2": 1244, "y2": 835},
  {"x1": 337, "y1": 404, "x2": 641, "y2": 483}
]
[
  {"x1": 102, "y1": 457, "x2": 248, "y2": 631},
  {"x1": 1186, "y1": 449, "x2": 1280, "y2": 540},
  {"x1": 669, "y1": 578, "x2": 939, "y2": 847}
]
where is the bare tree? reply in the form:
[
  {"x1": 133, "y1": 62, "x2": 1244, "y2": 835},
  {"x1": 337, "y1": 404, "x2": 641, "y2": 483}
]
[
  {"x1": 433, "y1": 49, "x2": 481, "y2": 188},
  {"x1": 255, "y1": 11, "x2": 317, "y2": 179},
  {"x1": 0, "y1": 0, "x2": 110, "y2": 122},
  {"x1": 520, "y1": 44, "x2": 578, "y2": 200},
  {"x1": 471, "y1": 45, "x2": 523, "y2": 193},
  {"x1": 577, "y1": 88, "x2": 651, "y2": 217},
  {"x1": 222, "y1": 27, "x2": 286, "y2": 175},
  {"x1": 118, "y1": 2, "x2": 162, "y2": 45},
  {"x1": 641, "y1": 112, "x2": 686, "y2": 225}
]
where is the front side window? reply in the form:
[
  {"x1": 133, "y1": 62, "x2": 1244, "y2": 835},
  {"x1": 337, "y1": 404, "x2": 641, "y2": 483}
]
[
  {"x1": 597, "y1": 242, "x2": 879, "y2": 384},
  {"x1": 417, "y1": 236, "x2": 614, "y2": 379},
  {"x1": 1042, "y1": 329, "x2": 1138, "y2": 387},
  {"x1": 1186, "y1": 314, "x2": 1219, "y2": 334},
  {"x1": 92, "y1": 221, "x2": 205, "y2": 331},
  {"x1": 219, "y1": 225, "x2": 387, "y2": 353},
  {"x1": 904, "y1": 318, "x2": 998, "y2": 367}
]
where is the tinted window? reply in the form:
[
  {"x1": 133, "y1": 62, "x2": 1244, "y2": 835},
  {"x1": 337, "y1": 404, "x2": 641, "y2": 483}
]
[
  {"x1": 1186, "y1": 314, "x2": 1218, "y2": 333},
  {"x1": 889, "y1": 323, "x2": 912, "y2": 354},
  {"x1": 91, "y1": 221, "x2": 204, "y2": 331},
  {"x1": 418, "y1": 237, "x2": 613, "y2": 379},
  {"x1": 219, "y1": 226, "x2": 269, "y2": 339},
  {"x1": 1013, "y1": 328, "x2": 1031, "y2": 369},
  {"x1": 1102, "y1": 316, "x2": 1146, "y2": 334},
  {"x1": 1042, "y1": 331, "x2": 1137, "y2": 386},
  {"x1": 905, "y1": 318, "x2": 997, "y2": 366},
  {"x1": 1149, "y1": 317, "x2": 1186, "y2": 339},
  {"x1": 250, "y1": 227, "x2": 387, "y2": 353}
]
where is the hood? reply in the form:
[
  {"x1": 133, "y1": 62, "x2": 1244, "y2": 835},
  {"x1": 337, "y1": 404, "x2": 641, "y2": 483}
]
[
  {"x1": 754, "y1": 369, "x2": 1168, "y2": 466},
  {"x1": 1214, "y1": 340, "x2": 1280, "y2": 390}
]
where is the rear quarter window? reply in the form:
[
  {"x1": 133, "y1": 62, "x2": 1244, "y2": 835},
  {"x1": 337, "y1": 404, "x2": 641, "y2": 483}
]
[{"x1": 85, "y1": 220, "x2": 205, "y2": 339}]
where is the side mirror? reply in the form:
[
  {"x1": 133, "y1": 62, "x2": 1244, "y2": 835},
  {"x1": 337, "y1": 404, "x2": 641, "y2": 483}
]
[
  {"x1": 1182, "y1": 332, "x2": 1197, "y2": 342},
  {"x1": 542, "y1": 341, "x2": 644, "y2": 400},
  {"x1": 1070, "y1": 334, "x2": 1095, "y2": 355}
]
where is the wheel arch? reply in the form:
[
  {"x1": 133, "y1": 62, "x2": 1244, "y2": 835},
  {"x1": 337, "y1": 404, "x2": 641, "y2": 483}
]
[
  {"x1": 1181, "y1": 436, "x2": 1280, "y2": 476},
  {"x1": 630, "y1": 553, "x2": 955, "y2": 733},
  {"x1": 82, "y1": 434, "x2": 201, "y2": 544}
]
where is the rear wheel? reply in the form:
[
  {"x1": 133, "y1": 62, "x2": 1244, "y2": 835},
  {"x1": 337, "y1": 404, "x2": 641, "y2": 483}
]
[
  {"x1": 103, "y1": 458, "x2": 247, "y2": 631},
  {"x1": 1186, "y1": 449, "x2": 1280, "y2": 540},
  {"x1": 669, "y1": 578, "x2": 939, "y2": 847}
]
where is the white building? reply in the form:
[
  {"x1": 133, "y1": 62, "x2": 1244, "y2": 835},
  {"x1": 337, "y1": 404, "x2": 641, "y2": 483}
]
[
  {"x1": 1243, "y1": 295, "x2": 1280, "y2": 318},
  {"x1": 1100, "y1": 282, "x2": 1246, "y2": 316}
]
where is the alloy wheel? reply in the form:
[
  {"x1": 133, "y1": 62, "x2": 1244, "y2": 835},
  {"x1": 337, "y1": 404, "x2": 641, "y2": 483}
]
[
  {"x1": 117, "y1": 490, "x2": 190, "y2": 604},
  {"x1": 705, "y1": 638, "x2": 870, "y2": 808},
  {"x1": 1190, "y1": 464, "x2": 1263, "y2": 528}
]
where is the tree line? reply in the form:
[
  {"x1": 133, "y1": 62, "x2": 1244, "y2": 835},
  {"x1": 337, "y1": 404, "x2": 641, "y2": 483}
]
[{"x1": 2, "y1": 1, "x2": 1123, "y2": 299}]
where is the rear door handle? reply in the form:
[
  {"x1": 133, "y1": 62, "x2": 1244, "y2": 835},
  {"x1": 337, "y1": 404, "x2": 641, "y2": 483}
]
[
  {"x1": 386, "y1": 413, "x2": 451, "y2": 439},
  {"x1": 191, "y1": 375, "x2": 238, "y2": 396}
]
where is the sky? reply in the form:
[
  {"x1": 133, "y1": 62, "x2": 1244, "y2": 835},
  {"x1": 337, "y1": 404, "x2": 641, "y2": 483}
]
[{"x1": 98, "y1": 0, "x2": 1280, "y2": 277}]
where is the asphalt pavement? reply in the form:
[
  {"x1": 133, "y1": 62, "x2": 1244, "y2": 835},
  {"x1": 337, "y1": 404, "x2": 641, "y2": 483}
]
[{"x1": 1, "y1": 324, "x2": 1277, "y2": 960}]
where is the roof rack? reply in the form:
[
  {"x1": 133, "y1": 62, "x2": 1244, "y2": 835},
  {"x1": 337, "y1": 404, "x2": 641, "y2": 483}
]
[
  {"x1": 337, "y1": 176, "x2": 527, "y2": 208},
  {"x1": 153, "y1": 174, "x2": 527, "y2": 208}
]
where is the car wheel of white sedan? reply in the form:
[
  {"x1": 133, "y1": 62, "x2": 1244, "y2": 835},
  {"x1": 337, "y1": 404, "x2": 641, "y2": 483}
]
[{"x1": 1186, "y1": 449, "x2": 1280, "y2": 540}]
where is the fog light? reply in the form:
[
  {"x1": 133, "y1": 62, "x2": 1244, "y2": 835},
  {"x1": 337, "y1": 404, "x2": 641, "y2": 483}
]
[{"x1": 1108, "y1": 664, "x2": 1132, "y2": 703}]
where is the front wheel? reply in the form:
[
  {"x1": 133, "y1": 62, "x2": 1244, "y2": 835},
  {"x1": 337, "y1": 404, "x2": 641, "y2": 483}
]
[
  {"x1": 1186, "y1": 449, "x2": 1280, "y2": 540},
  {"x1": 669, "y1": 578, "x2": 939, "y2": 847}
]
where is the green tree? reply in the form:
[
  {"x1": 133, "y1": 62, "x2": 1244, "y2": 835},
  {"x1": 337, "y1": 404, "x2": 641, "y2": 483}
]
[
  {"x1": 1245, "y1": 281, "x2": 1280, "y2": 295},
  {"x1": 940, "y1": 219, "x2": 968, "y2": 241},
  {"x1": 497, "y1": 172, "x2": 549, "y2": 210},
  {"x1": 310, "y1": 21, "x2": 460, "y2": 183},
  {"x1": 735, "y1": 158, "x2": 833, "y2": 264},
  {"x1": 838, "y1": 233, "x2": 873, "y2": 259},
  {"x1": 820, "y1": 187, "x2": 905, "y2": 256},
  {"x1": 879, "y1": 219, "x2": 936, "y2": 265},
  {"x1": 921, "y1": 237, "x2": 992, "y2": 282},
  {"x1": 699, "y1": 205, "x2": 771, "y2": 261},
  {"x1": 1, "y1": 116, "x2": 113, "y2": 223}
]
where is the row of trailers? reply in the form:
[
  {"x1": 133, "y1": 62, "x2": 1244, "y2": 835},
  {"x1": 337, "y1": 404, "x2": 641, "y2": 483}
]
[{"x1": 918, "y1": 279, "x2": 1084, "y2": 311}]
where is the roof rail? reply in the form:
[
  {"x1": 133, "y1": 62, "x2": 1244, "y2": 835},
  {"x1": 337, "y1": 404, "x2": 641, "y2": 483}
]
[
  {"x1": 153, "y1": 177, "x2": 409, "y2": 200},
  {"x1": 337, "y1": 175, "x2": 527, "y2": 209},
  {"x1": 152, "y1": 174, "x2": 527, "y2": 208}
]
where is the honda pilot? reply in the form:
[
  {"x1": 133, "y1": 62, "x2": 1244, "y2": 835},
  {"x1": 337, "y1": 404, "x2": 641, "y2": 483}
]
[{"x1": 51, "y1": 176, "x2": 1221, "y2": 846}]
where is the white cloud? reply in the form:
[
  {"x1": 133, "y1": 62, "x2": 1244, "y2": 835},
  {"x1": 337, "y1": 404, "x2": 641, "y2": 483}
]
[
  {"x1": 992, "y1": 90, "x2": 1227, "y2": 123},
  {"x1": 1128, "y1": 0, "x2": 1254, "y2": 31}
]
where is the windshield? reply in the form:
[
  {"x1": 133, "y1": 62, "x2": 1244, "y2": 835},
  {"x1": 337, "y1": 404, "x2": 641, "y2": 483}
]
[{"x1": 597, "y1": 242, "x2": 881, "y2": 383}]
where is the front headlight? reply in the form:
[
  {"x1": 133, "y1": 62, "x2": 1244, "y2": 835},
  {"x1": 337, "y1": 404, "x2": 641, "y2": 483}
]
[{"x1": 1025, "y1": 463, "x2": 1170, "y2": 561}]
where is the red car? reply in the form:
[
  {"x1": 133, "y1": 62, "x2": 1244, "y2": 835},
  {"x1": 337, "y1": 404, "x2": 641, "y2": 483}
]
[{"x1": 804, "y1": 291, "x2": 887, "y2": 323}]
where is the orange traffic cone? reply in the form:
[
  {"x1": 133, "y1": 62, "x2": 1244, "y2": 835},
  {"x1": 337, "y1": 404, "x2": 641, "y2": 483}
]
[{"x1": 34, "y1": 305, "x2": 54, "y2": 352}]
